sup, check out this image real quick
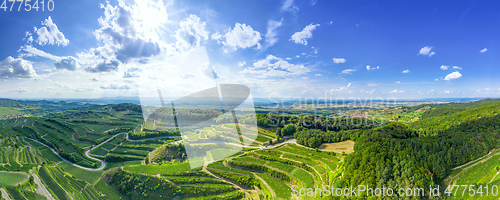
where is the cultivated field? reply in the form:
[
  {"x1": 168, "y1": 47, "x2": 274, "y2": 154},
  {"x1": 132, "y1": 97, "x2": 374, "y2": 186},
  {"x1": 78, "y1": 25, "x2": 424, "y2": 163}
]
[{"x1": 318, "y1": 140, "x2": 355, "y2": 154}]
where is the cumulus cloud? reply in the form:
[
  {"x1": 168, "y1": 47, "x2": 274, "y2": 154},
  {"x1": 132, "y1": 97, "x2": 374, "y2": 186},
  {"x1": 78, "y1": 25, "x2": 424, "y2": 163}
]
[
  {"x1": 0, "y1": 56, "x2": 37, "y2": 79},
  {"x1": 86, "y1": 60, "x2": 120, "y2": 73},
  {"x1": 339, "y1": 68, "x2": 356, "y2": 75},
  {"x1": 25, "y1": 16, "x2": 69, "y2": 46},
  {"x1": 452, "y1": 66, "x2": 462, "y2": 69},
  {"x1": 418, "y1": 46, "x2": 435, "y2": 57},
  {"x1": 332, "y1": 58, "x2": 346, "y2": 64},
  {"x1": 367, "y1": 83, "x2": 378, "y2": 87},
  {"x1": 264, "y1": 19, "x2": 283, "y2": 48},
  {"x1": 444, "y1": 71, "x2": 462, "y2": 81},
  {"x1": 240, "y1": 55, "x2": 310, "y2": 78},
  {"x1": 212, "y1": 23, "x2": 262, "y2": 52},
  {"x1": 175, "y1": 15, "x2": 209, "y2": 51},
  {"x1": 366, "y1": 65, "x2": 379, "y2": 70},
  {"x1": 402, "y1": 69, "x2": 410, "y2": 73},
  {"x1": 115, "y1": 38, "x2": 160, "y2": 63},
  {"x1": 440, "y1": 65, "x2": 449, "y2": 70},
  {"x1": 480, "y1": 48, "x2": 487, "y2": 53},
  {"x1": 290, "y1": 23, "x2": 320, "y2": 45},
  {"x1": 54, "y1": 56, "x2": 79, "y2": 71},
  {"x1": 77, "y1": 1, "x2": 168, "y2": 72}
]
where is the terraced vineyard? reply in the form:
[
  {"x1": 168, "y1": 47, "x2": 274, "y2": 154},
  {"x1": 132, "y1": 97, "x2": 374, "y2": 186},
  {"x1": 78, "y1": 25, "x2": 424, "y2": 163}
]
[
  {"x1": 445, "y1": 149, "x2": 500, "y2": 200},
  {"x1": 37, "y1": 165, "x2": 106, "y2": 200},
  {"x1": 108, "y1": 164, "x2": 244, "y2": 199},
  {"x1": 206, "y1": 143, "x2": 343, "y2": 199}
]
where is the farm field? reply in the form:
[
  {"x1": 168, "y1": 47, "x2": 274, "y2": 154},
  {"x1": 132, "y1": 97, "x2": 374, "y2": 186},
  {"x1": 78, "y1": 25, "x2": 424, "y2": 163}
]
[
  {"x1": 445, "y1": 150, "x2": 500, "y2": 200},
  {"x1": 318, "y1": 140, "x2": 355, "y2": 154},
  {"x1": 0, "y1": 171, "x2": 28, "y2": 187},
  {"x1": 206, "y1": 143, "x2": 343, "y2": 199}
]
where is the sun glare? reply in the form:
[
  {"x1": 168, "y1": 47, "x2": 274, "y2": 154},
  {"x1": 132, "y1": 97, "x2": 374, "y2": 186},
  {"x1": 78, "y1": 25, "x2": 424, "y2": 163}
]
[{"x1": 132, "y1": 0, "x2": 169, "y2": 40}]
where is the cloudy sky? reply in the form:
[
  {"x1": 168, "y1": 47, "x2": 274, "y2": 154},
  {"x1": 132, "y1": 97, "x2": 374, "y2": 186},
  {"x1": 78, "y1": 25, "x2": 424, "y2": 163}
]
[{"x1": 0, "y1": 0, "x2": 499, "y2": 99}]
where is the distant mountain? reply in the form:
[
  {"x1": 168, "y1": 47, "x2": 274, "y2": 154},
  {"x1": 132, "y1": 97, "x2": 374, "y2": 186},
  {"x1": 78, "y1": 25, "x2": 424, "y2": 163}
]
[{"x1": 0, "y1": 99, "x2": 26, "y2": 108}]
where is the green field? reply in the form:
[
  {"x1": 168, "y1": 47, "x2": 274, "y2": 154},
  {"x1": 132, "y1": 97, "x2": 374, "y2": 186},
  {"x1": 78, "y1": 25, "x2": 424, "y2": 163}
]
[
  {"x1": 0, "y1": 107, "x2": 23, "y2": 119},
  {"x1": 0, "y1": 171, "x2": 28, "y2": 187},
  {"x1": 206, "y1": 143, "x2": 342, "y2": 199},
  {"x1": 446, "y1": 152, "x2": 500, "y2": 200},
  {"x1": 124, "y1": 162, "x2": 192, "y2": 175}
]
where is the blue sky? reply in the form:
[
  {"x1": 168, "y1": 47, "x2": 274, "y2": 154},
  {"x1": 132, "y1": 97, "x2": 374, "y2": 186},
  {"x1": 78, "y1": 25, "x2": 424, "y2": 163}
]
[{"x1": 0, "y1": 0, "x2": 499, "y2": 99}]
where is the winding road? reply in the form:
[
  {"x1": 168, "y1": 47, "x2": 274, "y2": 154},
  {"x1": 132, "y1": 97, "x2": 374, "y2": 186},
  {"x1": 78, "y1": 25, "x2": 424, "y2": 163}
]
[
  {"x1": 26, "y1": 131, "x2": 297, "y2": 171},
  {"x1": 26, "y1": 133, "x2": 181, "y2": 171}
]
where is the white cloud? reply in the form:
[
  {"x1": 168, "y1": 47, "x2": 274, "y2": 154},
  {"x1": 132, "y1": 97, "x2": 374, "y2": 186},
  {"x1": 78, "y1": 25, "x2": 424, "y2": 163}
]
[
  {"x1": 444, "y1": 90, "x2": 450, "y2": 94},
  {"x1": 18, "y1": 45, "x2": 60, "y2": 61},
  {"x1": 281, "y1": 0, "x2": 298, "y2": 11},
  {"x1": 240, "y1": 55, "x2": 310, "y2": 78},
  {"x1": 290, "y1": 23, "x2": 320, "y2": 45},
  {"x1": 265, "y1": 19, "x2": 283, "y2": 47},
  {"x1": 402, "y1": 69, "x2": 410, "y2": 73},
  {"x1": 395, "y1": 81, "x2": 401, "y2": 84},
  {"x1": 441, "y1": 65, "x2": 461, "y2": 70},
  {"x1": 213, "y1": 23, "x2": 262, "y2": 52},
  {"x1": 329, "y1": 83, "x2": 351, "y2": 93},
  {"x1": 368, "y1": 83, "x2": 378, "y2": 87},
  {"x1": 54, "y1": 56, "x2": 79, "y2": 71},
  {"x1": 332, "y1": 58, "x2": 346, "y2": 64},
  {"x1": 17, "y1": 88, "x2": 28, "y2": 93},
  {"x1": 26, "y1": 16, "x2": 69, "y2": 46},
  {"x1": 100, "y1": 84, "x2": 131, "y2": 90},
  {"x1": 85, "y1": 60, "x2": 120, "y2": 73},
  {"x1": 388, "y1": 89, "x2": 404, "y2": 94},
  {"x1": 443, "y1": 71, "x2": 462, "y2": 81},
  {"x1": 200, "y1": 63, "x2": 218, "y2": 79},
  {"x1": 0, "y1": 56, "x2": 37, "y2": 79},
  {"x1": 339, "y1": 68, "x2": 356, "y2": 75},
  {"x1": 366, "y1": 65, "x2": 379, "y2": 70},
  {"x1": 175, "y1": 15, "x2": 209, "y2": 51},
  {"x1": 78, "y1": 0, "x2": 168, "y2": 72},
  {"x1": 311, "y1": 46, "x2": 318, "y2": 54},
  {"x1": 314, "y1": 74, "x2": 322, "y2": 76},
  {"x1": 238, "y1": 61, "x2": 246, "y2": 68},
  {"x1": 418, "y1": 46, "x2": 435, "y2": 57},
  {"x1": 123, "y1": 68, "x2": 140, "y2": 78},
  {"x1": 480, "y1": 48, "x2": 488, "y2": 53}
]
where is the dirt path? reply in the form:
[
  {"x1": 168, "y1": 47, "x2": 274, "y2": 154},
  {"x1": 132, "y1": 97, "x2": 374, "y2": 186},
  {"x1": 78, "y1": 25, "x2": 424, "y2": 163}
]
[
  {"x1": 31, "y1": 171, "x2": 56, "y2": 200},
  {"x1": 447, "y1": 150, "x2": 500, "y2": 190},
  {"x1": 0, "y1": 188, "x2": 12, "y2": 200}
]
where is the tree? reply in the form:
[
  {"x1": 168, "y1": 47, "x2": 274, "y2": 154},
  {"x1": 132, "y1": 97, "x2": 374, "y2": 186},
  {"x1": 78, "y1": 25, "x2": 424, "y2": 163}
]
[{"x1": 281, "y1": 124, "x2": 295, "y2": 136}]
